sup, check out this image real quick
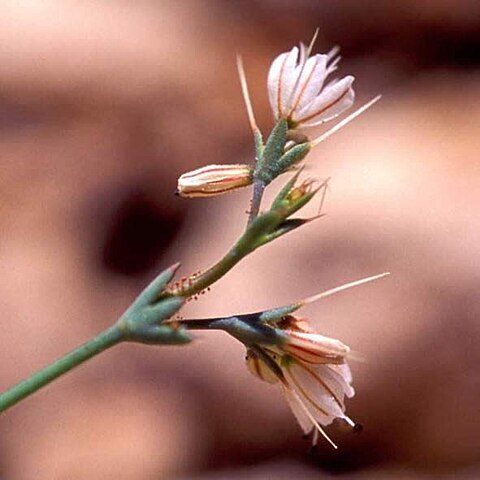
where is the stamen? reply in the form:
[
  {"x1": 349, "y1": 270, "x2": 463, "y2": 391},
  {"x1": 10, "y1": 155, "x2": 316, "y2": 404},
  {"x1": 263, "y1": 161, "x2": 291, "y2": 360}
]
[
  {"x1": 300, "y1": 272, "x2": 390, "y2": 306},
  {"x1": 236, "y1": 55, "x2": 259, "y2": 133},
  {"x1": 344, "y1": 415, "x2": 356, "y2": 428},
  {"x1": 287, "y1": 387, "x2": 338, "y2": 449},
  {"x1": 310, "y1": 95, "x2": 382, "y2": 148},
  {"x1": 326, "y1": 45, "x2": 340, "y2": 61},
  {"x1": 353, "y1": 422, "x2": 364, "y2": 433},
  {"x1": 326, "y1": 55, "x2": 341, "y2": 75}
]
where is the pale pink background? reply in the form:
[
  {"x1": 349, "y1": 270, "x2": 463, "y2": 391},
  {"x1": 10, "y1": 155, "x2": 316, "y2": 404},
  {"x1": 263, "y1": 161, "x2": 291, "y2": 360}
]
[{"x1": 0, "y1": 1, "x2": 479, "y2": 479}]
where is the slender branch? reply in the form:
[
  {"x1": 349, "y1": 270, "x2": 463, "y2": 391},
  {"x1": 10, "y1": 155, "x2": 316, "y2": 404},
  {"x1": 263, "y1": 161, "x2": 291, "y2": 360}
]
[
  {"x1": 161, "y1": 210, "x2": 281, "y2": 299},
  {"x1": 179, "y1": 315, "x2": 287, "y2": 347},
  {"x1": 0, "y1": 325, "x2": 124, "y2": 414}
]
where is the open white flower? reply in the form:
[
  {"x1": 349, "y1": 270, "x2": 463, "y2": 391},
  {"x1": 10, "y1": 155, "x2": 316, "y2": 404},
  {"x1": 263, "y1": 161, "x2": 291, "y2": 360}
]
[
  {"x1": 267, "y1": 43, "x2": 355, "y2": 129},
  {"x1": 246, "y1": 315, "x2": 356, "y2": 449}
]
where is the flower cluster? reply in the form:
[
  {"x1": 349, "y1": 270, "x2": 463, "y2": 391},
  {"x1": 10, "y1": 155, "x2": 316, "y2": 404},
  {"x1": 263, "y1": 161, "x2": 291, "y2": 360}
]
[
  {"x1": 172, "y1": 36, "x2": 385, "y2": 450},
  {"x1": 0, "y1": 31, "x2": 386, "y2": 463},
  {"x1": 176, "y1": 38, "x2": 377, "y2": 199}
]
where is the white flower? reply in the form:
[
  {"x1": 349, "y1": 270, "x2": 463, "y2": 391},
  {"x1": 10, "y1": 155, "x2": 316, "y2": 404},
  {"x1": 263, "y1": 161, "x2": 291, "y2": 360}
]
[
  {"x1": 177, "y1": 164, "x2": 253, "y2": 198},
  {"x1": 246, "y1": 315, "x2": 356, "y2": 449},
  {"x1": 267, "y1": 43, "x2": 355, "y2": 128}
]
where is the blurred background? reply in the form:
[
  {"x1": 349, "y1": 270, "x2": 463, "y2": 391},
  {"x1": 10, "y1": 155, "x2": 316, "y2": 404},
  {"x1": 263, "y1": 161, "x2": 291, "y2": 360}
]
[{"x1": 1, "y1": 1, "x2": 479, "y2": 479}]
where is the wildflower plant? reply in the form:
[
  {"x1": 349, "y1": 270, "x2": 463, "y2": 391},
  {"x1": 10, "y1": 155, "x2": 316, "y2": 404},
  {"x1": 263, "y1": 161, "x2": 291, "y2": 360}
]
[{"x1": 0, "y1": 33, "x2": 387, "y2": 450}]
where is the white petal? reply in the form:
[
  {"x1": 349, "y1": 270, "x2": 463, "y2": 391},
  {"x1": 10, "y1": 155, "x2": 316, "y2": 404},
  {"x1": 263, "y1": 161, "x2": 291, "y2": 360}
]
[
  {"x1": 288, "y1": 54, "x2": 328, "y2": 116},
  {"x1": 294, "y1": 75, "x2": 355, "y2": 126},
  {"x1": 285, "y1": 363, "x2": 344, "y2": 424},
  {"x1": 313, "y1": 364, "x2": 355, "y2": 402},
  {"x1": 328, "y1": 363, "x2": 355, "y2": 398},
  {"x1": 267, "y1": 47, "x2": 299, "y2": 119},
  {"x1": 282, "y1": 383, "x2": 338, "y2": 449},
  {"x1": 279, "y1": 47, "x2": 300, "y2": 116},
  {"x1": 298, "y1": 42, "x2": 308, "y2": 66},
  {"x1": 267, "y1": 52, "x2": 288, "y2": 120},
  {"x1": 281, "y1": 384, "x2": 313, "y2": 434}
]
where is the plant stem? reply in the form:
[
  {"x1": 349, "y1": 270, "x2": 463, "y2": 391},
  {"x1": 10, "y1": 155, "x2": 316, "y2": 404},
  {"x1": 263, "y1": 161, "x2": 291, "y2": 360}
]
[
  {"x1": 0, "y1": 325, "x2": 124, "y2": 414},
  {"x1": 160, "y1": 209, "x2": 280, "y2": 299},
  {"x1": 162, "y1": 236, "x2": 253, "y2": 298},
  {"x1": 248, "y1": 180, "x2": 266, "y2": 225}
]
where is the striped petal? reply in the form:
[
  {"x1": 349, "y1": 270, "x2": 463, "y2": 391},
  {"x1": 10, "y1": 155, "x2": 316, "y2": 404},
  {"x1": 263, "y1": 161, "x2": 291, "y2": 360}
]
[
  {"x1": 327, "y1": 363, "x2": 355, "y2": 398},
  {"x1": 266, "y1": 42, "x2": 357, "y2": 129},
  {"x1": 282, "y1": 330, "x2": 350, "y2": 364},
  {"x1": 177, "y1": 164, "x2": 252, "y2": 198},
  {"x1": 294, "y1": 75, "x2": 355, "y2": 126},
  {"x1": 245, "y1": 349, "x2": 280, "y2": 384},
  {"x1": 281, "y1": 382, "x2": 338, "y2": 448},
  {"x1": 281, "y1": 384, "x2": 313, "y2": 434},
  {"x1": 267, "y1": 47, "x2": 299, "y2": 119},
  {"x1": 286, "y1": 363, "x2": 345, "y2": 422},
  {"x1": 288, "y1": 53, "x2": 328, "y2": 116},
  {"x1": 267, "y1": 52, "x2": 288, "y2": 119}
]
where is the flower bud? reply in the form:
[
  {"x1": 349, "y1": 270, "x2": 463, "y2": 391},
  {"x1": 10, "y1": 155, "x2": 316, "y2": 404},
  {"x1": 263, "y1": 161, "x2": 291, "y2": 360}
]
[
  {"x1": 283, "y1": 330, "x2": 350, "y2": 364},
  {"x1": 285, "y1": 178, "x2": 317, "y2": 203},
  {"x1": 177, "y1": 164, "x2": 253, "y2": 198}
]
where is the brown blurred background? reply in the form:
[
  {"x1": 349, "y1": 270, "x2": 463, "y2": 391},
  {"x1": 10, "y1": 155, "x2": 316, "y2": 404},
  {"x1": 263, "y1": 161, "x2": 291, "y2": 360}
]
[{"x1": 1, "y1": 1, "x2": 479, "y2": 479}]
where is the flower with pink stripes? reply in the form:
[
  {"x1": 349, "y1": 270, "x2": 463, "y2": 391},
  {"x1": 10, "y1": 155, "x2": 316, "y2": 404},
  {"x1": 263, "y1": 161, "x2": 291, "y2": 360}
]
[
  {"x1": 246, "y1": 315, "x2": 356, "y2": 449},
  {"x1": 177, "y1": 164, "x2": 252, "y2": 198},
  {"x1": 267, "y1": 43, "x2": 355, "y2": 129}
]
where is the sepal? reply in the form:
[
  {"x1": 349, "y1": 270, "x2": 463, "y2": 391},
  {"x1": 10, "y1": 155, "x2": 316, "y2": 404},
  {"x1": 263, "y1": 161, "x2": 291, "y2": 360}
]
[
  {"x1": 272, "y1": 143, "x2": 311, "y2": 179},
  {"x1": 254, "y1": 218, "x2": 316, "y2": 248},
  {"x1": 254, "y1": 119, "x2": 288, "y2": 183},
  {"x1": 117, "y1": 264, "x2": 191, "y2": 345}
]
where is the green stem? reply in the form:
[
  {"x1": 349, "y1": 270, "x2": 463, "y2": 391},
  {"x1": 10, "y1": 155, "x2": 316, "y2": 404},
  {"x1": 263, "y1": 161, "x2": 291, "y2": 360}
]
[
  {"x1": 0, "y1": 325, "x2": 124, "y2": 414},
  {"x1": 164, "y1": 243, "x2": 250, "y2": 299},
  {"x1": 248, "y1": 180, "x2": 266, "y2": 225},
  {"x1": 161, "y1": 210, "x2": 279, "y2": 299}
]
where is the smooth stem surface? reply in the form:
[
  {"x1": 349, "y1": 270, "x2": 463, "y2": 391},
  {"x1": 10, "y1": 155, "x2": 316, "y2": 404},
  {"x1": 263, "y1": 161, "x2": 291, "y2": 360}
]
[{"x1": 0, "y1": 325, "x2": 124, "y2": 413}]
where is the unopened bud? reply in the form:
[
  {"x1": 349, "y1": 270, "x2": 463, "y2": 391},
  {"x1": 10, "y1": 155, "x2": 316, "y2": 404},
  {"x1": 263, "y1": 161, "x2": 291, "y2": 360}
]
[
  {"x1": 177, "y1": 164, "x2": 253, "y2": 198},
  {"x1": 283, "y1": 330, "x2": 350, "y2": 364},
  {"x1": 285, "y1": 178, "x2": 317, "y2": 203}
]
